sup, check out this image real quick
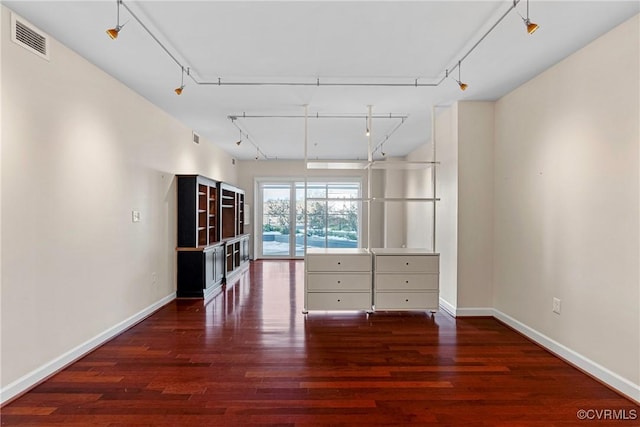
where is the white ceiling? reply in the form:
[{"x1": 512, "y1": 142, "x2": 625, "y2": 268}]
[{"x1": 4, "y1": 1, "x2": 638, "y2": 160}]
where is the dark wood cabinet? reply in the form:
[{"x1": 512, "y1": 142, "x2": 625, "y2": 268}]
[
  {"x1": 220, "y1": 183, "x2": 245, "y2": 239},
  {"x1": 177, "y1": 175, "x2": 219, "y2": 247},
  {"x1": 224, "y1": 234, "x2": 250, "y2": 280},
  {"x1": 176, "y1": 175, "x2": 249, "y2": 298},
  {"x1": 177, "y1": 244, "x2": 224, "y2": 298}
]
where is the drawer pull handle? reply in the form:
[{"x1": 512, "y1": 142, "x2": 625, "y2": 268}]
[
  {"x1": 337, "y1": 281, "x2": 341, "y2": 284},
  {"x1": 405, "y1": 299, "x2": 409, "y2": 302},
  {"x1": 337, "y1": 299, "x2": 341, "y2": 302},
  {"x1": 405, "y1": 280, "x2": 409, "y2": 284},
  {"x1": 337, "y1": 262, "x2": 341, "y2": 265},
  {"x1": 406, "y1": 262, "x2": 409, "y2": 266}
]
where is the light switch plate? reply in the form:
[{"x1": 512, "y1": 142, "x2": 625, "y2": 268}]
[{"x1": 132, "y1": 210, "x2": 141, "y2": 223}]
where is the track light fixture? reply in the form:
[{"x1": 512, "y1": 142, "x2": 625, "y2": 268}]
[
  {"x1": 102, "y1": 0, "x2": 541, "y2": 99},
  {"x1": 517, "y1": 0, "x2": 539, "y2": 34},
  {"x1": 456, "y1": 61, "x2": 468, "y2": 91},
  {"x1": 106, "y1": 0, "x2": 125, "y2": 39},
  {"x1": 175, "y1": 66, "x2": 186, "y2": 95},
  {"x1": 236, "y1": 129, "x2": 242, "y2": 146},
  {"x1": 365, "y1": 118, "x2": 370, "y2": 137}
]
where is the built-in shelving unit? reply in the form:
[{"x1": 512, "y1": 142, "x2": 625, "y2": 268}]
[{"x1": 176, "y1": 175, "x2": 249, "y2": 299}]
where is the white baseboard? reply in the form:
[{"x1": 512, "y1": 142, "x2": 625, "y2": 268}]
[
  {"x1": 438, "y1": 298, "x2": 493, "y2": 317},
  {"x1": 493, "y1": 309, "x2": 640, "y2": 404},
  {"x1": 0, "y1": 293, "x2": 176, "y2": 405},
  {"x1": 438, "y1": 298, "x2": 456, "y2": 317},
  {"x1": 455, "y1": 307, "x2": 494, "y2": 317}
]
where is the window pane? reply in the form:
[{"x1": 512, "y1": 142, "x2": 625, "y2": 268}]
[
  {"x1": 306, "y1": 183, "x2": 327, "y2": 198},
  {"x1": 327, "y1": 183, "x2": 359, "y2": 199},
  {"x1": 262, "y1": 185, "x2": 291, "y2": 256}
]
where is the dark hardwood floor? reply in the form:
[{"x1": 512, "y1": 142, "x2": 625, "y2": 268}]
[{"x1": 2, "y1": 260, "x2": 637, "y2": 426}]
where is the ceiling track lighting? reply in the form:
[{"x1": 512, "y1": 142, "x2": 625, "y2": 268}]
[
  {"x1": 109, "y1": 0, "x2": 537, "y2": 97},
  {"x1": 106, "y1": 0, "x2": 125, "y2": 39},
  {"x1": 372, "y1": 117, "x2": 406, "y2": 156},
  {"x1": 365, "y1": 118, "x2": 370, "y2": 137},
  {"x1": 229, "y1": 118, "x2": 268, "y2": 159},
  {"x1": 227, "y1": 113, "x2": 408, "y2": 120},
  {"x1": 175, "y1": 66, "x2": 187, "y2": 95},
  {"x1": 449, "y1": 61, "x2": 468, "y2": 91},
  {"x1": 516, "y1": 0, "x2": 539, "y2": 34}
]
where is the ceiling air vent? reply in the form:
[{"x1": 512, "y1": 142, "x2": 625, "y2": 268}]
[
  {"x1": 11, "y1": 13, "x2": 50, "y2": 61},
  {"x1": 192, "y1": 132, "x2": 200, "y2": 144}
]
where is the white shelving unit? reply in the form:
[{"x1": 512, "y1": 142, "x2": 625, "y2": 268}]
[{"x1": 302, "y1": 106, "x2": 440, "y2": 313}]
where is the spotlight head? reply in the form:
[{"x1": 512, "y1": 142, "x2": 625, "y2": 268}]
[
  {"x1": 106, "y1": 27, "x2": 121, "y2": 39},
  {"x1": 174, "y1": 85, "x2": 184, "y2": 95},
  {"x1": 457, "y1": 80, "x2": 468, "y2": 91},
  {"x1": 525, "y1": 19, "x2": 539, "y2": 34},
  {"x1": 381, "y1": 151, "x2": 387, "y2": 157},
  {"x1": 236, "y1": 140, "x2": 242, "y2": 146},
  {"x1": 366, "y1": 129, "x2": 370, "y2": 137}
]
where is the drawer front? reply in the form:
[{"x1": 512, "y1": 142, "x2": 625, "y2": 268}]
[
  {"x1": 306, "y1": 254, "x2": 371, "y2": 272},
  {"x1": 375, "y1": 255, "x2": 439, "y2": 273},
  {"x1": 375, "y1": 273, "x2": 438, "y2": 291},
  {"x1": 307, "y1": 292, "x2": 371, "y2": 311},
  {"x1": 374, "y1": 291, "x2": 439, "y2": 310},
  {"x1": 307, "y1": 273, "x2": 371, "y2": 291}
]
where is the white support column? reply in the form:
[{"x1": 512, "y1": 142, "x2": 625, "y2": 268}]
[
  {"x1": 431, "y1": 105, "x2": 437, "y2": 253},
  {"x1": 303, "y1": 104, "x2": 309, "y2": 254},
  {"x1": 367, "y1": 105, "x2": 373, "y2": 250}
]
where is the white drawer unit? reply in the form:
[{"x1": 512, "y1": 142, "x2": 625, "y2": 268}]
[
  {"x1": 304, "y1": 248, "x2": 372, "y2": 313},
  {"x1": 306, "y1": 273, "x2": 371, "y2": 291},
  {"x1": 374, "y1": 291, "x2": 439, "y2": 310},
  {"x1": 306, "y1": 292, "x2": 372, "y2": 311},
  {"x1": 372, "y1": 248, "x2": 440, "y2": 313}
]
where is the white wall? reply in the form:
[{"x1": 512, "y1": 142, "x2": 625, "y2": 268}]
[
  {"x1": 425, "y1": 102, "x2": 494, "y2": 313},
  {"x1": 494, "y1": 15, "x2": 639, "y2": 389},
  {"x1": 457, "y1": 102, "x2": 494, "y2": 309},
  {"x1": 1, "y1": 6, "x2": 237, "y2": 399},
  {"x1": 433, "y1": 106, "x2": 458, "y2": 309}
]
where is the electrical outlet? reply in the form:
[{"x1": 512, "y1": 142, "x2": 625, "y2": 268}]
[
  {"x1": 132, "y1": 210, "x2": 141, "y2": 223},
  {"x1": 151, "y1": 272, "x2": 157, "y2": 285},
  {"x1": 553, "y1": 297, "x2": 561, "y2": 314}
]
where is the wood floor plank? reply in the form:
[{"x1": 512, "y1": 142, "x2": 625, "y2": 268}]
[{"x1": 2, "y1": 260, "x2": 637, "y2": 426}]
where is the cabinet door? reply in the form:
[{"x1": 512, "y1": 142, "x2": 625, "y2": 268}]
[
  {"x1": 225, "y1": 242, "x2": 234, "y2": 274},
  {"x1": 214, "y1": 246, "x2": 225, "y2": 283},
  {"x1": 204, "y1": 249, "x2": 215, "y2": 289},
  {"x1": 242, "y1": 237, "x2": 250, "y2": 262}
]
